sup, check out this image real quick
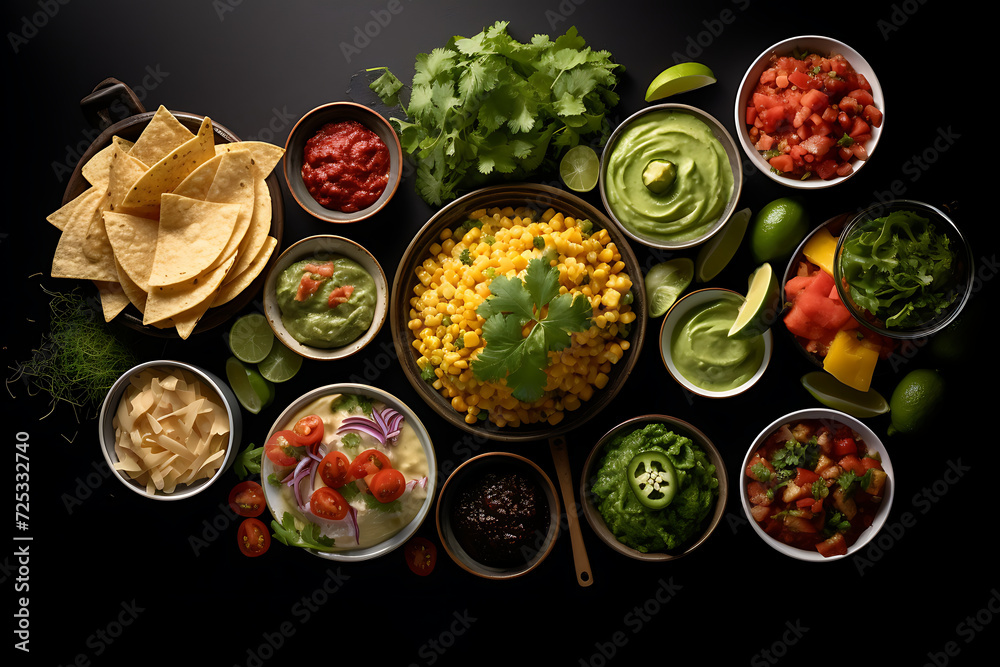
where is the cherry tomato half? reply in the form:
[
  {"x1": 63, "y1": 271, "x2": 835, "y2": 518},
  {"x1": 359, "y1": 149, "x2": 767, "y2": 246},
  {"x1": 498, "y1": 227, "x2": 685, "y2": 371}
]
[
  {"x1": 228, "y1": 480, "x2": 265, "y2": 517},
  {"x1": 369, "y1": 468, "x2": 406, "y2": 503},
  {"x1": 264, "y1": 440, "x2": 299, "y2": 467},
  {"x1": 292, "y1": 414, "x2": 325, "y2": 447},
  {"x1": 237, "y1": 518, "x2": 270, "y2": 557},
  {"x1": 404, "y1": 536, "x2": 437, "y2": 576},
  {"x1": 310, "y1": 486, "x2": 349, "y2": 521},
  {"x1": 349, "y1": 449, "x2": 392, "y2": 480},
  {"x1": 318, "y1": 451, "x2": 352, "y2": 488}
]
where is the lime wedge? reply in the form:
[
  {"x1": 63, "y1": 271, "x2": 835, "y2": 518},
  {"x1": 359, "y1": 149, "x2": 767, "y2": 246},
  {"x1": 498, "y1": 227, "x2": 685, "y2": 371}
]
[
  {"x1": 729, "y1": 263, "x2": 781, "y2": 339},
  {"x1": 559, "y1": 145, "x2": 600, "y2": 193},
  {"x1": 801, "y1": 371, "x2": 890, "y2": 418},
  {"x1": 225, "y1": 356, "x2": 267, "y2": 415},
  {"x1": 645, "y1": 258, "x2": 694, "y2": 318},
  {"x1": 229, "y1": 313, "x2": 275, "y2": 364},
  {"x1": 258, "y1": 343, "x2": 303, "y2": 383},
  {"x1": 645, "y1": 62, "x2": 717, "y2": 102},
  {"x1": 695, "y1": 207, "x2": 751, "y2": 283}
]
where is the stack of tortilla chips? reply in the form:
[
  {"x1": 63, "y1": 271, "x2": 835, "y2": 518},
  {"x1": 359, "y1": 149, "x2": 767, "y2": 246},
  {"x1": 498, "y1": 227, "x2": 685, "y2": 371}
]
[{"x1": 48, "y1": 105, "x2": 283, "y2": 339}]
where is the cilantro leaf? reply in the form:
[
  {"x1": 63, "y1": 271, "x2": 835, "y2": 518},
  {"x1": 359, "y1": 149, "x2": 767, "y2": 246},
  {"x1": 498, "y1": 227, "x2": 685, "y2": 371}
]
[
  {"x1": 270, "y1": 512, "x2": 336, "y2": 551},
  {"x1": 233, "y1": 442, "x2": 263, "y2": 481}
]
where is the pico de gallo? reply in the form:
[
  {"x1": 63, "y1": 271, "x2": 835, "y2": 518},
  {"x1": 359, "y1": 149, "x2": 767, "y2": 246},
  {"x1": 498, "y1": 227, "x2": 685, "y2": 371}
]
[
  {"x1": 745, "y1": 418, "x2": 889, "y2": 557},
  {"x1": 745, "y1": 49, "x2": 882, "y2": 180}
]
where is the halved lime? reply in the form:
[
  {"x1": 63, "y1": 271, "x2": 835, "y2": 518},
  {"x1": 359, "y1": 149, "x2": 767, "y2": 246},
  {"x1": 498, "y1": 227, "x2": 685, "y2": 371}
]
[
  {"x1": 729, "y1": 263, "x2": 781, "y2": 339},
  {"x1": 559, "y1": 145, "x2": 600, "y2": 193},
  {"x1": 258, "y1": 343, "x2": 303, "y2": 383},
  {"x1": 801, "y1": 371, "x2": 890, "y2": 419},
  {"x1": 645, "y1": 62, "x2": 717, "y2": 102},
  {"x1": 645, "y1": 258, "x2": 694, "y2": 318},
  {"x1": 225, "y1": 356, "x2": 267, "y2": 415},
  {"x1": 695, "y1": 207, "x2": 751, "y2": 283},
  {"x1": 229, "y1": 313, "x2": 275, "y2": 364}
]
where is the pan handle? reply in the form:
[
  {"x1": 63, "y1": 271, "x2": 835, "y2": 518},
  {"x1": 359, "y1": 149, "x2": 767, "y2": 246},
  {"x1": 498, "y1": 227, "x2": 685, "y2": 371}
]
[
  {"x1": 80, "y1": 78, "x2": 145, "y2": 129},
  {"x1": 549, "y1": 435, "x2": 593, "y2": 587}
]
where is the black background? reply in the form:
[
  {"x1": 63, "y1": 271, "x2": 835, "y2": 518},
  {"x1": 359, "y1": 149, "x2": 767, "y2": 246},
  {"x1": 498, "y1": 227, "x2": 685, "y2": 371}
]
[{"x1": 3, "y1": 1, "x2": 993, "y2": 665}]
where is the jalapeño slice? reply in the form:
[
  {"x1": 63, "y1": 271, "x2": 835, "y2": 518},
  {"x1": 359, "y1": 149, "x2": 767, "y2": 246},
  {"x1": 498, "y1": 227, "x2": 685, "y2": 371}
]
[{"x1": 627, "y1": 451, "x2": 678, "y2": 510}]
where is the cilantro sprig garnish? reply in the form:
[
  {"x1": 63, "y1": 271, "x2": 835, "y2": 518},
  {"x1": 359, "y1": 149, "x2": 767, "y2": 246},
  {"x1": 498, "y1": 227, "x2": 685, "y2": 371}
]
[
  {"x1": 471, "y1": 258, "x2": 591, "y2": 402},
  {"x1": 270, "y1": 512, "x2": 337, "y2": 551}
]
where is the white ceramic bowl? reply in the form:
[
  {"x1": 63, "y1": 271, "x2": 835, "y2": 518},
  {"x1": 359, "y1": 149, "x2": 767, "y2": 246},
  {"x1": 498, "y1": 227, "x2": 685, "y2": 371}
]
[
  {"x1": 739, "y1": 408, "x2": 895, "y2": 562},
  {"x1": 98, "y1": 360, "x2": 241, "y2": 501},
  {"x1": 660, "y1": 288, "x2": 772, "y2": 398},
  {"x1": 734, "y1": 35, "x2": 884, "y2": 189},
  {"x1": 263, "y1": 234, "x2": 388, "y2": 361},
  {"x1": 599, "y1": 103, "x2": 743, "y2": 250},
  {"x1": 261, "y1": 383, "x2": 437, "y2": 561}
]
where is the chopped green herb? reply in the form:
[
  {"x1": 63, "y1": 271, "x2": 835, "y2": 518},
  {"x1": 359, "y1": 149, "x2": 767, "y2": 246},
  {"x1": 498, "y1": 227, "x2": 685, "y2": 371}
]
[
  {"x1": 483, "y1": 235, "x2": 496, "y2": 245},
  {"x1": 234, "y1": 442, "x2": 264, "y2": 480},
  {"x1": 341, "y1": 432, "x2": 362, "y2": 450},
  {"x1": 420, "y1": 365, "x2": 436, "y2": 383},
  {"x1": 459, "y1": 248, "x2": 473, "y2": 265},
  {"x1": 271, "y1": 512, "x2": 336, "y2": 551},
  {"x1": 533, "y1": 236, "x2": 545, "y2": 249}
]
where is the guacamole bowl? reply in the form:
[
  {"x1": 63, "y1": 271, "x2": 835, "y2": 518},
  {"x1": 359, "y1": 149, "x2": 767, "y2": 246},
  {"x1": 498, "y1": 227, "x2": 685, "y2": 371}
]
[
  {"x1": 436, "y1": 452, "x2": 561, "y2": 580},
  {"x1": 740, "y1": 408, "x2": 895, "y2": 562},
  {"x1": 580, "y1": 414, "x2": 728, "y2": 562},
  {"x1": 598, "y1": 103, "x2": 743, "y2": 251},
  {"x1": 261, "y1": 383, "x2": 437, "y2": 562},
  {"x1": 660, "y1": 288, "x2": 773, "y2": 398},
  {"x1": 735, "y1": 35, "x2": 884, "y2": 190},
  {"x1": 263, "y1": 234, "x2": 388, "y2": 361}
]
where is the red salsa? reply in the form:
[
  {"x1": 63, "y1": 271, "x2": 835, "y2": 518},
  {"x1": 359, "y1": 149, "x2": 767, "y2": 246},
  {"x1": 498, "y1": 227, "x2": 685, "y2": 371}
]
[
  {"x1": 302, "y1": 120, "x2": 390, "y2": 212},
  {"x1": 745, "y1": 419, "x2": 888, "y2": 557},
  {"x1": 745, "y1": 51, "x2": 882, "y2": 181}
]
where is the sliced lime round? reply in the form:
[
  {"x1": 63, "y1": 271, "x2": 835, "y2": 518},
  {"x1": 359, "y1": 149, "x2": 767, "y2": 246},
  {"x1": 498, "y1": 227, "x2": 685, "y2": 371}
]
[
  {"x1": 225, "y1": 356, "x2": 264, "y2": 415},
  {"x1": 228, "y1": 313, "x2": 275, "y2": 364},
  {"x1": 559, "y1": 145, "x2": 600, "y2": 193},
  {"x1": 801, "y1": 371, "x2": 890, "y2": 419},
  {"x1": 257, "y1": 343, "x2": 304, "y2": 383},
  {"x1": 645, "y1": 62, "x2": 717, "y2": 102},
  {"x1": 695, "y1": 207, "x2": 751, "y2": 283},
  {"x1": 728, "y1": 263, "x2": 781, "y2": 339},
  {"x1": 645, "y1": 258, "x2": 694, "y2": 318}
]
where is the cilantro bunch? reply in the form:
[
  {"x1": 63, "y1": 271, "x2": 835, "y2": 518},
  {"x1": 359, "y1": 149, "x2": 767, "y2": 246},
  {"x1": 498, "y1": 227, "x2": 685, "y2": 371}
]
[
  {"x1": 369, "y1": 21, "x2": 622, "y2": 205},
  {"x1": 472, "y1": 259, "x2": 592, "y2": 403}
]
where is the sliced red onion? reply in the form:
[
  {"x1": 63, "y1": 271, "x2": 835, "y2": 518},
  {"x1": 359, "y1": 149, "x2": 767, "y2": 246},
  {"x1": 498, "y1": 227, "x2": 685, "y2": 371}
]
[{"x1": 348, "y1": 506, "x2": 360, "y2": 544}]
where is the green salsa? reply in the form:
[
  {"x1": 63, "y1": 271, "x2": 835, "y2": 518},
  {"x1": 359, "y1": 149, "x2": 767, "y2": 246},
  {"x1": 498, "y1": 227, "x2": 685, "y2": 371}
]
[
  {"x1": 275, "y1": 254, "x2": 376, "y2": 348},
  {"x1": 591, "y1": 423, "x2": 719, "y2": 553},
  {"x1": 670, "y1": 296, "x2": 765, "y2": 392}
]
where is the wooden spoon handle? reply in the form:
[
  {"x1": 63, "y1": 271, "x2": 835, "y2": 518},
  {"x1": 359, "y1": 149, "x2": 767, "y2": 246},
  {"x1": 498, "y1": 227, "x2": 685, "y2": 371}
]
[{"x1": 549, "y1": 436, "x2": 593, "y2": 587}]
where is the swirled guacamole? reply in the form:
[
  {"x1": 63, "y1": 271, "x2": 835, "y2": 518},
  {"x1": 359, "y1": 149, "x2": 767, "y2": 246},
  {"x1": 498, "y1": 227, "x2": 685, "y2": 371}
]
[
  {"x1": 275, "y1": 254, "x2": 376, "y2": 348},
  {"x1": 591, "y1": 423, "x2": 719, "y2": 553}
]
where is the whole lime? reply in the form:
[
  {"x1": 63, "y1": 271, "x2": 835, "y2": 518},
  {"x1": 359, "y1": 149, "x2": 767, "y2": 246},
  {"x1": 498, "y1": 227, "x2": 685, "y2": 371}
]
[
  {"x1": 749, "y1": 197, "x2": 810, "y2": 263},
  {"x1": 888, "y1": 368, "x2": 945, "y2": 435}
]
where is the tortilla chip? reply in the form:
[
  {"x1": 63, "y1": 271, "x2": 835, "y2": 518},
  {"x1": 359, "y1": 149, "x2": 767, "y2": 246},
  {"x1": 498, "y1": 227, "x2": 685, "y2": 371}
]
[
  {"x1": 215, "y1": 141, "x2": 285, "y2": 177},
  {"x1": 128, "y1": 106, "x2": 195, "y2": 167},
  {"x1": 122, "y1": 117, "x2": 215, "y2": 210},
  {"x1": 47, "y1": 186, "x2": 102, "y2": 232},
  {"x1": 50, "y1": 191, "x2": 117, "y2": 281},
  {"x1": 143, "y1": 253, "x2": 236, "y2": 326},
  {"x1": 148, "y1": 194, "x2": 240, "y2": 287},
  {"x1": 214, "y1": 235, "x2": 277, "y2": 307},
  {"x1": 114, "y1": 256, "x2": 148, "y2": 314},
  {"x1": 103, "y1": 137, "x2": 156, "y2": 218},
  {"x1": 103, "y1": 211, "x2": 159, "y2": 292},
  {"x1": 225, "y1": 176, "x2": 272, "y2": 284},
  {"x1": 174, "y1": 153, "x2": 223, "y2": 200},
  {"x1": 203, "y1": 148, "x2": 255, "y2": 271},
  {"x1": 93, "y1": 280, "x2": 130, "y2": 321},
  {"x1": 82, "y1": 138, "x2": 137, "y2": 189}
]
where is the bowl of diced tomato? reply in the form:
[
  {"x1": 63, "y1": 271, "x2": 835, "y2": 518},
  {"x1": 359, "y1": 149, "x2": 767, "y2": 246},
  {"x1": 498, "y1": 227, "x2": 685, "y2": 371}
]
[
  {"x1": 736, "y1": 35, "x2": 884, "y2": 188},
  {"x1": 740, "y1": 408, "x2": 894, "y2": 562}
]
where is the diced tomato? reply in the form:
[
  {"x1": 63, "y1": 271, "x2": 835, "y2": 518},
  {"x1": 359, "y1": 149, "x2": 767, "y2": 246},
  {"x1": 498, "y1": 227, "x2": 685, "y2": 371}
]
[
  {"x1": 746, "y1": 106, "x2": 758, "y2": 125},
  {"x1": 863, "y1": 105, "x2": 883, "y2": 128},
  {"x1": 783, "y1": 515, "x2": 818, "y2": 533},
  {"x1": 862, "y1": 457, "x2": 883, "y2": 471},
  {"x1": 327, "y1": 284, "x2": 354, "y2": 307},
  {"x1": 832, "y1": 436, "x2": 858, "y2": 457},
  {"x1": 813, "y1": 159, "x2": 840, "y2": 180},
  {"x1": 794, "y1": 467, "x2": 821, "y2": 487},
  {"x1": 755, "y1": 133, "x2": 775, "y2": 151},
  {"x1": 303, "y1": 261, "x2": 334, "y2": 277},
  {"x1": 799, "y1": 135, "x2": 835, "y2": 157},
  {"x1": 296, "y1": 274, "x2": 324, "y2": 302},
  {"x1": 839, "y1": 454, "x2": 866, "y2": 476},
  {"x1": 816, "y1": 533, "x2": 848, "y2": 557},
  {"x1": 768, "y1": 154, "x2": 795, "y2": 173},
  {"x1": 750, "y1": 504, "x2": 771, "y2": 522},
  {"x1": 800, "y1": 88, "x2": 829, "y2": 112},
  {"x1": 850, "y1": 142, "x2": 869, "y2": 161},
  {"x1": 748, "y1": 481, "x2": 772, "y2": 506},
  {"x1": 848, "y1": 117, "x2": 870, "y2": 138},
  {"x1": 849, "y1": 89, "x2": 874, "y2": 106},
  {"x1": 796, "y1": 497, "x2": 816, "y2": 508},
  {"x1": 787, "y1": 70, "x2": 811, "y2": 89},
  {"x1": 746, "y1": 453, "x2": 775, "y2": 482}
]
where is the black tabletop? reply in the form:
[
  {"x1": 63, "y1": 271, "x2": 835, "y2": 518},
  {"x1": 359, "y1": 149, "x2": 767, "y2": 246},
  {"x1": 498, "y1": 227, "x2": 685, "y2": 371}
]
[{"x1": 4, "y1": 1, "x2": 992, "y2": 665}]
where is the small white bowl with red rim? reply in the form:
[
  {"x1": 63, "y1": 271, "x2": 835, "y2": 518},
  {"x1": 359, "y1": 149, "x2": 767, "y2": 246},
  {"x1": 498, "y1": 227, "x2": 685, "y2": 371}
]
[{"x1": 735, "y1": 35, "x2": 885, "y2": 189}]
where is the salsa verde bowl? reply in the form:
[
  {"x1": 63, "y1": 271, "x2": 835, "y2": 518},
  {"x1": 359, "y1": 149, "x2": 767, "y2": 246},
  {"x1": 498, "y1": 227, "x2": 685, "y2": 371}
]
[
  {"x1": 580, "y1": 414, "x2": 727, "y2": 562},
  {"x1": 263, "y1": 234, "x2": 389, "y2": 361},
  {"x1": 833, "y1": 200, "x2": 973, "y2": 341},
  {"x1": 660, "y1": 288, "x2": 773, "y2": 398},
  {"x1": 98, "y1": 360, "x2": 241, "y2": 501},
  {"x1": 740, "y1": 408, "x2": 894, "y2": 562},
  {"x1": 390, "y1": 182, "x2": 647, "y2": 443},
  {"x1": 436, "y1": 452, "x2": 560, "y2": 580},
  {"x1": 599, "y1": 103, "x2": 742, "y2": 251},
  {"x1": 735, "y1": 35, "x2": 885, "y2": 190},
  {"x1": 260, "y1": 383, "x2": 437, "y2": 562},
  {"x1": 283, "y1": 101, "x2": 402, "y2": 224}
]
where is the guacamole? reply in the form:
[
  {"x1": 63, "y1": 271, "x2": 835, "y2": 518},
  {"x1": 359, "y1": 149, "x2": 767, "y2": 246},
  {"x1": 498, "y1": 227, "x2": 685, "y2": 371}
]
[
  {"x1": 591, "y1": 423, "x2": 718, "y2": 553},
  {"x1": 275, "y1": 254, "x2": 376, "y2": 348},
  {"x1": 603, "y1": 110, "x2": 734, "y2": 244},
  {"x1": 670, "y1": 296, "x2": 765, "y2": 392}
]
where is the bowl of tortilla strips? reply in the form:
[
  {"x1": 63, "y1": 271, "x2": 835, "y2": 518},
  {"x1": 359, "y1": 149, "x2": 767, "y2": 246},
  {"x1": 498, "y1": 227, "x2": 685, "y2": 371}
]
[{"x1": 48, "y1": 103, "x2": 286, "y2": 339}]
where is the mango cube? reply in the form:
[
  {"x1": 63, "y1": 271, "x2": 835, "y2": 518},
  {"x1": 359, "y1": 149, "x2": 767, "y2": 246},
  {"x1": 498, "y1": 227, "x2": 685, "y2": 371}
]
[
  {"x1": 823, "y1": 329, "x2": 880, "y2": 392},
  {"x1": 802, "y1": 227, "x2": 838, "y2": 276}
]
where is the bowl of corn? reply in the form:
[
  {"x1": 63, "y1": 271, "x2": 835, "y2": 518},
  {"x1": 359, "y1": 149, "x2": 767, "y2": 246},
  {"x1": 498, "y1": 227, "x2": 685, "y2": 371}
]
[{"x1": 390, "y1": 183, "x2": 648, "y2": 443}]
